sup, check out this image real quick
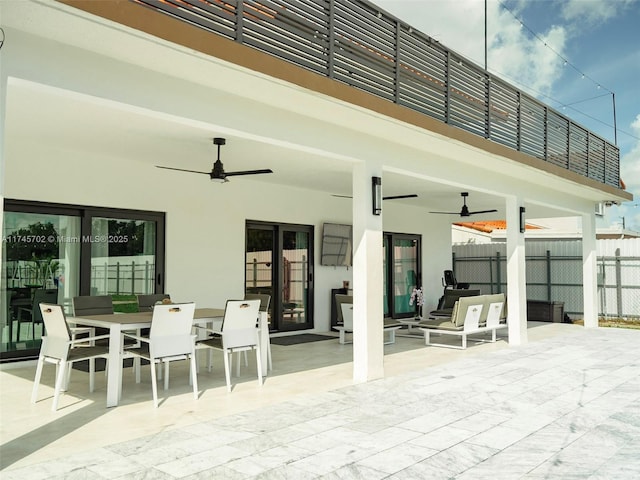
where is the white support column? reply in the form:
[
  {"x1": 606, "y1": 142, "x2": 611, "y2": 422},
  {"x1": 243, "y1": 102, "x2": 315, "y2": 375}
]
[
  {"x1": 352, "y1": 161, "x2": 384, "y2": 383},
  {"x1": 0, "y1": 65, "x2": 7, "y2": 278},
  {"x1": 505, "y1": 196, "x2": 527, "y2": 345},
  {"x1": 582, "y1": 211, "x2": 598, "y2": 328}
]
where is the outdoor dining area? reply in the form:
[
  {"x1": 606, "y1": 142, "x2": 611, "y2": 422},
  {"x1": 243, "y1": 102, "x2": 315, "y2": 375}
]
[
  {"x1": 19, "y1": 283, "x2": 515, "y2": 413},
  {"x1": 26, "y1": 293, "x2": 272, "y2": 411}
]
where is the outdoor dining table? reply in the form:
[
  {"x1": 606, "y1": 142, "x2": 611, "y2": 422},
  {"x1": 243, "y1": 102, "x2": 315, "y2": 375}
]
[{"x1": 67, "y1": 307, "x2": 268, "y2": 407}]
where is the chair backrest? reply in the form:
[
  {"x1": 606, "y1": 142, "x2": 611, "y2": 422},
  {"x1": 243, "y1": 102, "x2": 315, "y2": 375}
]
[
  {"x1": 137, "y1": 293, "x2": 171, "y2": 311},
  {"x1": 340, "y1": 303, "x2": 354, "y2": 330},
  {"x1": 484, "y1": 294, "x2": 506, "y2": 327},
  {"x1": 451, "y1": 295, "x2": 484, "y2": 328},
  {"x1": 33, "y1": 289, "x2": 59, "y2": 323},
  {"x1": 221, "y1": 299, "x2": 260, "y2": 349},
  {"x1": 39, "y1": 303, "x2": 72, "y2": 360},
  {"x1": 9, "y1": 287, "x2": 30, "y2": 302},
  {"x1": 73, "y1": 295, "x2": 114, "y2": 316},
  {"x1": 149, "y1": 302, "x2": 196, "y2": 358},
  {"x1": 486, "y1": 302, "x2": 505, "y2": 327},
  {"x1": 244, "y1": 293, "x2": 271, "y2": 312},
  {"x1": 479, "y1": 293, "x2": 505, "y2": 325},
  {"x1": 4, "y1": 290, "x2": 12, "y2": 315},
  {"x1": 440, "y1": 289, "x2": 481, "y2": 310},
  {"x1": 335, "y1": 294, "x2": 353, "y2": 324},
  {"x1": 443, "y1": 269, "x2": 457, "y2": 288}
]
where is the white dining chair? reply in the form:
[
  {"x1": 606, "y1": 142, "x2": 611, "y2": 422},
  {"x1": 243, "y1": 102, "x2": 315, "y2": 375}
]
[
  {"x1": 32, "y1": 303, "x2": 110, "y2": 411},
  {"x1": 244, "y1": 293, "x2": 272, "y2": 371},
  {"x1": 197, "y1": 299, "x2": 262, "y2": 392},
  {"x1": 337, "y1": 302, "x2": 354, "y2": 344},
  {"x1": 123, "y1": 302, "x2": 198, "y2": 408}
]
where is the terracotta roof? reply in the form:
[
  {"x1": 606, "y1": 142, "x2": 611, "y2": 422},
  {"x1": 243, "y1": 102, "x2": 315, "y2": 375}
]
[{"x1": 454, "y1": 220, "x2": 542, "y2": 233}]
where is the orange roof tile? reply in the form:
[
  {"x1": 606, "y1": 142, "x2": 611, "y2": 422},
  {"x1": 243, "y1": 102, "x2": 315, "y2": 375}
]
[{"x1": 454, "y1": 220, "x2": 542, "y2": 233}]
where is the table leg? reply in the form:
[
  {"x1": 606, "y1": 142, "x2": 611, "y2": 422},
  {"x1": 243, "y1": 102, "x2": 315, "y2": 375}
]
[
  {"x1": 106, "y1": 323, "x2": 122, "y2": 408},
  {"x1": 259, "y1": 312, "x2": 268, "y2": 376}
]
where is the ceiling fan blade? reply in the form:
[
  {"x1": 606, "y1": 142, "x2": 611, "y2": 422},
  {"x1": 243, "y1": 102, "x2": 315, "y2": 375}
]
[
  {"x1": 468, "y1": 209, "x2": 498, "y2": 215},
  {"x1": 429, "y1": 211, "x2": 459, "y2": 214},
  {"x1": 156, "y1": 166, "x2": 210, "y2": 175},
  {"x1": 332, "y1": 194, "x2": 418, "y2": 200},
  {"x1": 224, "y1": 169, "x2": 273, "y2": 177},
  {"x1": 383, "y1": 194, "x2": 418, "y2": 200}
]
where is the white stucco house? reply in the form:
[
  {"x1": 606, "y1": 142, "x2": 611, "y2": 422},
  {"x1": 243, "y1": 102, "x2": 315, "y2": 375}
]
[{"x1": 0, "y1": 0, "x2": 632, "y2": 381}]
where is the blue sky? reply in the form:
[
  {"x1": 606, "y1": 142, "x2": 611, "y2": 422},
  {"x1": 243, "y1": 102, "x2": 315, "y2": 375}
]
[{"x1": 376, "y1": 0, "x2": 640, "y2": 231}]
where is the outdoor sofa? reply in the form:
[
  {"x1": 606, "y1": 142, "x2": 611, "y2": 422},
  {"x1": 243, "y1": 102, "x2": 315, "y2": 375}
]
[{"x1": 419, "y1": 293, "x2": 507, "y2": 349}]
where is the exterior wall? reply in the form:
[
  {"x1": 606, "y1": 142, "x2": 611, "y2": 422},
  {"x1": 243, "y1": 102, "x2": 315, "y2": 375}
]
[{"x1": 5, "y1": 138, "x2": 449, "y2": 331}]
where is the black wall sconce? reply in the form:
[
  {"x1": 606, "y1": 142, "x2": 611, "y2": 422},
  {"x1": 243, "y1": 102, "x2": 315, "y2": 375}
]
[
  {"x1": 519, "y1": 206, "x2": 526, "y2": 233},
  {"x1": 372, "y1": 176, "x2": 382, "y2": 215}
]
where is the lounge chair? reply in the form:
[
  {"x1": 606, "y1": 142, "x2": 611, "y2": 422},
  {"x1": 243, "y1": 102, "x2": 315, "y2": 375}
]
[
  {"x1": 336, "y1": 303, "x2": 403, "y2": 345},
  {"x1": 429, "y1": 288, "x2": 480, "y2": 318},
  {"x1": 419, "y1": 294, "x2": 506, "y2": 349}
]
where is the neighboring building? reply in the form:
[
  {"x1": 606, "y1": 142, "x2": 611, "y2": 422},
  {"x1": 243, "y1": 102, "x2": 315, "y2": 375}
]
[{"x1": 453, "y1": 215, "x2": 640, "y2": 244}]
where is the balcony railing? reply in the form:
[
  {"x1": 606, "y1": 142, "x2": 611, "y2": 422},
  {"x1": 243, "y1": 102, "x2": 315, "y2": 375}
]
[{"x1": 133, "y1": 0, "x2": 621, "y2": 188}]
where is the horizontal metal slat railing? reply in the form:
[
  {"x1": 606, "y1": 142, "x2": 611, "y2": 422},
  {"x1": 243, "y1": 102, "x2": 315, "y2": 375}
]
[{"x1": 133, "y1": 0, "x2": 620, "y2": 188}]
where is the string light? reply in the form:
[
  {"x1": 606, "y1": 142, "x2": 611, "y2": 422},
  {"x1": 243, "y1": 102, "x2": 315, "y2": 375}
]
[
  {"x1": 487, "y1": 67, "x2": 639, "y2": 142},
  {"x1": 497, "y1": 0, "x2": 613, "y2": 94}
]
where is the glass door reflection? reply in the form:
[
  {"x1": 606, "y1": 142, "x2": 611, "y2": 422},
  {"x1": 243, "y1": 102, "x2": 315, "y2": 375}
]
[
  {"x1": 89, "y1": 217, "x2": 157, "y2": 312},
  {"x1": 2, "y1": 212, "x2": 80, "y2": 352}
]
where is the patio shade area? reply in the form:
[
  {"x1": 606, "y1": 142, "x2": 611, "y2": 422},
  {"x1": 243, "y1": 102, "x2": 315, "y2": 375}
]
[{"x1": 2, "y1": 323, "x2": 639, "y2": 477}]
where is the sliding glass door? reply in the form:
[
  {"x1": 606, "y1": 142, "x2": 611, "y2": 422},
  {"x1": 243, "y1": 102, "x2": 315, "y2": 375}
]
[
  {"x1": 2, "y1": 200, "x2": 165, "y2": 361},
  {"x1": 384, "y1": 233, "x2": 421, "y2": 319},
  {"x1": 2, "y1": 210, "x2": 80, "y2": 352},
  {"x1": 87, "y1": 217, "x2": 159, "y2": 298},
  {"x1": 245, "y1": 221, "x2": 314, "y2": 331}
]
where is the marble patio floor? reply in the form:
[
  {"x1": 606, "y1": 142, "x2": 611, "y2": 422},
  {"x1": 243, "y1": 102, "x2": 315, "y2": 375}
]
[{"x1": 1, "y1": 322, "x2": 639, "y2": 478}]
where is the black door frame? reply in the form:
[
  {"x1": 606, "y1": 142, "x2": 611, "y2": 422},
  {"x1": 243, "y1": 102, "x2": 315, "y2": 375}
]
[
  {"x1": 245, "y1": 220, "x2": 314, "y2": 332},
  {"x1": 384, "y1": 231, "x2": 422, "y2": 320},
  {"x1": 2, "y1": 199, "x2": 166, "y2": 362}
]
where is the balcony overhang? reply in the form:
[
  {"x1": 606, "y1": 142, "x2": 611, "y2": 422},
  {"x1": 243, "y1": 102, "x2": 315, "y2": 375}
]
[{"x1": 50, "y1": 0, "x2": 630, "y2": 204}]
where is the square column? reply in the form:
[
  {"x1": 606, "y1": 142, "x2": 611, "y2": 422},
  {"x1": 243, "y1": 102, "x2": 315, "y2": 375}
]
[
  {"x1": 506, "y1": 196, "x2": 527, "y2": 345},
  {"x1": 582, "y1": 211, "x2": 598, "y2": 328},
  {"x1": 352, "y1": 162, "x2": 384, "y2": 383},
  {"x1": 0, "y1": 71, "x2": 6, "y2": 273}
]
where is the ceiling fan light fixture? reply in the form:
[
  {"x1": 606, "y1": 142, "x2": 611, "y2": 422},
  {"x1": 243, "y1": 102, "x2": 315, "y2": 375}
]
[
  {"x1": 429, "y1": 191, "x2": 497, "y2": 217},
  {"x1": 155, "y1": 136, "x2": 272, "y2": 183}
]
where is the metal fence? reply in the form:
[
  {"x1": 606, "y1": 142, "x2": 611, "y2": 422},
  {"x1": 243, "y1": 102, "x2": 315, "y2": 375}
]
[
  {"x1": 89, "y1": 261, "x2": 156, "y2": 296},
  {"x1": 132, "y1": 0, "x2": 619, "y2": 188},
  {"x1": 452, "y1": 239, "x2": 640, "y2": 319}
]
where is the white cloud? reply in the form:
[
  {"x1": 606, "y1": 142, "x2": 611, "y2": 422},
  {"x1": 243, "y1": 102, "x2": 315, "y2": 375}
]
[
  {"x1": 561, "y1": 0, "x2": 638, "y2": 25},
  {"x1": 376, "y1": 0, "x2": 488, "y2": 63},
  {"x1": 374, "y1": 0, "x2": 638, "y2": 230},
  {"x1": 618, "y1": 114, "x2": 640, "y2": 231},
  {"x1": 489, "y1": 22, "x2": 566, "y2": 96},
  {"x1": 375, "y1": 0, "x2": 568, "y2": 96}
]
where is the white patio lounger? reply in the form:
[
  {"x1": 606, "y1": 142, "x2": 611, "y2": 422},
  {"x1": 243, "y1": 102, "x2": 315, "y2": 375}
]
[{"x1": 419, "y1": 295, "x2": 507, "y2": 349}]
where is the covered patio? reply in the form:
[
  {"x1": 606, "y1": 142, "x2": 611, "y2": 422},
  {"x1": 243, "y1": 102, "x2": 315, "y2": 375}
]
[
  {"x1": 1, "y1": 0, "x2": 637, "y2": 476},
  {"x1": 1, "y1": 0, "x2": 631, "y2": 382}
]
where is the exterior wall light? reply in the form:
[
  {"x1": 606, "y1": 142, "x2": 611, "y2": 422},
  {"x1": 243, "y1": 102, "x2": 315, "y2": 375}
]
[
  {"x1": 519, "y1": 206, "x2": 526, "y2": 233},
  {"x1": 372, "y1": 176, "x2": 382, "y2": 215}
]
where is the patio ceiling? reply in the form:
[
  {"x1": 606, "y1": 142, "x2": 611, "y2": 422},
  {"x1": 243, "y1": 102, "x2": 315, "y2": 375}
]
[{"x1": 5, "y1": 80, "x2": 571, "y2": 220}]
